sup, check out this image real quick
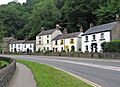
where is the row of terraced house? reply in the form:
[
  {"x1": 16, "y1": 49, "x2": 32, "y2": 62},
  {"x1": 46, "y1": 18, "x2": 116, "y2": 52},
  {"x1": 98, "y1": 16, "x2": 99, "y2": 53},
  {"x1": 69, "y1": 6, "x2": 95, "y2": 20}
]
[{"x1": 1, "y1": 16, "x2": 120, "y2": 54}]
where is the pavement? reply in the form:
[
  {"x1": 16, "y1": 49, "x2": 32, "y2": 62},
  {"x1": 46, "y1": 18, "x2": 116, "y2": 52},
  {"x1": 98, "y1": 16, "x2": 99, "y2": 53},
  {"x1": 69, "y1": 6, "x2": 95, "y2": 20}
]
[
  {"x1": 1, "y1": 54, "x2": 120, "y2": 87},
  {"x1": 8, "y1": 63, "x2": 36, "y2": 87}
]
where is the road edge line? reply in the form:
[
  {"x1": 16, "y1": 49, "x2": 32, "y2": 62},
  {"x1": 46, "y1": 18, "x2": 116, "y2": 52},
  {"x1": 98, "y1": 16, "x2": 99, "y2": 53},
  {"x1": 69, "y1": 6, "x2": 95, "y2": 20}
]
[{"x1": 53, "y1": 66, "x2": 101, "y2": 87}]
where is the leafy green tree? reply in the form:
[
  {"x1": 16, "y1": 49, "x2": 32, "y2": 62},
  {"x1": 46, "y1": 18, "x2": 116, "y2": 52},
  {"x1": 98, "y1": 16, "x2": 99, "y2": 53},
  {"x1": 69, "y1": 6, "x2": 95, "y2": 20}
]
[
  {"x1": 28, "y1": 0, "x2": 61, "y2": 39},
  {"x1": 95, "y1": 0, "x2": 120, "y2": 24},
  {"x1": 61, "y1": 0, "x2": 102, "y2": 32}
]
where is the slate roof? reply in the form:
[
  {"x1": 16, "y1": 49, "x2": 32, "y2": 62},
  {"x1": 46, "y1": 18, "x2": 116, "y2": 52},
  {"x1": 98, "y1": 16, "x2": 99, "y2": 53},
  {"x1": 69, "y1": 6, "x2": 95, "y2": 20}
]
[
  {"x1": 82, "y1": 21, "x2": 117, "y2": 36},
  {"x1": 12, "y1": 40, "x2": 25, "y2": 44},
  {"x1": 52, "y1": 32, "x2": 80, "y2": 41},
  {"x1": 25, "y1": 40, "x2": 36, "y2": 44},
  {"x1": 52, "y1": 34, "x2": 63, "y2": 41},
  {"x1": 37, "y1": 29, "x2": 56, "y2": 36},
  {"x1": 3, "y1": 37, "x2": 14, "y2": 42},
  {"x1": 11, "y1": 40, "x2": 35, "y2": 44}
]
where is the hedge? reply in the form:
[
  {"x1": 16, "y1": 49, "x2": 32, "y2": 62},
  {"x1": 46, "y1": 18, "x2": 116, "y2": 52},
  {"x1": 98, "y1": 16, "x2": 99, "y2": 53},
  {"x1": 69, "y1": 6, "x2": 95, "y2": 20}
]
[{"x1": 101, "y1": 41, "x2": 120, "y2": 52}]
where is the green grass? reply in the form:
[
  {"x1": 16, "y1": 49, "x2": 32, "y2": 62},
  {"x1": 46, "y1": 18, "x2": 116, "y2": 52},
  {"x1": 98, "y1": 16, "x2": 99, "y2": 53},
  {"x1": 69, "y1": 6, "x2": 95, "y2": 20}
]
[
  {"x1": 0, "y1": 60, "x2": 9, "y2": 68},
  {"x1": 112, "y1": 40, "x2": 120, "y2": 42},
  {"x1": 17, "y1": 60, "x2": 92, "y2": 87}
]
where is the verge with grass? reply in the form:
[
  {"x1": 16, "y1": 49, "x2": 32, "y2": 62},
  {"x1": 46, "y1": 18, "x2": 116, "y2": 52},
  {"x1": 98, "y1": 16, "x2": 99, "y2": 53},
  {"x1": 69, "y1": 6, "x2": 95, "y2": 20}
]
[
  {"x1": 0, "y1": 60, "x2": 9, "y2": 68},
  {"x1": 17, "y1": 60, "x2": 92, "y2": 87}
]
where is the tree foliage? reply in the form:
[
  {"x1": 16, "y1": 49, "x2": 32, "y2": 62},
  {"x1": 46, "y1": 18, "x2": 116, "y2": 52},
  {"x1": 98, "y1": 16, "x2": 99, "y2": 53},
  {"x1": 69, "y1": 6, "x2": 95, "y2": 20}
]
[{"x1": 0, "y1": 0, "x2": 120, "y2": 39}]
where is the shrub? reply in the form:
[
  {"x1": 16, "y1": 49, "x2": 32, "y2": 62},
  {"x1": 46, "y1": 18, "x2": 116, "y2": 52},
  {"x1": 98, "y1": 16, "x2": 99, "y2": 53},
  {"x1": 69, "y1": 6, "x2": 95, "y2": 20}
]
[{"x1": 101, "y1": 41, "x2": 120, "y2": 52}]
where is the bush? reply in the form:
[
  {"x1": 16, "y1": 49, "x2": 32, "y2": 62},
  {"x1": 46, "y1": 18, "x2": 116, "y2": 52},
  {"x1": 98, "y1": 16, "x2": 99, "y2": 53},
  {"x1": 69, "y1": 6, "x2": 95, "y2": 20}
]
[{"x1": 101, "y1": 41, "x2": 120, "y2": 52}]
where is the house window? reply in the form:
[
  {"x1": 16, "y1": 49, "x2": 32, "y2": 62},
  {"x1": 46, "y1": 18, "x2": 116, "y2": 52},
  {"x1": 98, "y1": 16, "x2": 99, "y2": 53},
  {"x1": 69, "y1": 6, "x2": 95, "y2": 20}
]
[
  {"x1": 24, "y1": 45, "x2": 26, "y2": 48},
  {"x1": 44, "y1": 47, "x2": 46, "y2": 51},
  {"x1": 11, "y1": 44, "x2": 13, "y2": 48},
  {"x1": 86, "y1": 45, "x2": 88, "y2": 51},
  {"x1": 47, "y1": 47, "x2": 49, "y2": 50},
  {"x1": 39, "y1": 41, "x2": 41, "y2": 44},
  {"x1": 47, "y1": 40, "x2": 49, "y2": 44},
  {"x1": 70, "y1": 39, "x2": 74, "y2": 44},
  {"x1": 60, "y1": 40, "x2": 64, "y2": 45},
  {"x1": 18, "y1": 45, "x2": 20, "y2": 47},
  {"x1": 55, "y1": 40, "x2": 58, "y2": 45},
  {"x1": 101, "y1": 33, "x2": 104, "y2": 39},
  {"x1": 93, "y1": 35, "x2": 96, "y2": 40},
  {"x1": 47, "y1": 35, "x2": 49, "y2": 38},
  {"x1": 61, "y1": 47, "x2": 63, "y2": 51},
  {"x1": 30, "y1": 45, "x2": 32, "y2": 48},
  {"x1": 100, "y1": 33, "x2": 105, "y2": 41},
  {"x1": 56, "y1": 48, "x2": 58, "y2": 52},
  {"x1": 39, "y1": 36, "x2": 41, "y2": 39},
  {"x1": 85, "y1": 36, "x2": 88, "y2": 42}
]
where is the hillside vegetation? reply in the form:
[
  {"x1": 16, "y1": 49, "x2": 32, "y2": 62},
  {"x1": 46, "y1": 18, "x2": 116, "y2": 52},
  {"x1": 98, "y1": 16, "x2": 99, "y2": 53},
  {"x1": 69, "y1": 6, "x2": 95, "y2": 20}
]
[{"x1": 0, "y1": 0, "x2": 120, "y2": 40}]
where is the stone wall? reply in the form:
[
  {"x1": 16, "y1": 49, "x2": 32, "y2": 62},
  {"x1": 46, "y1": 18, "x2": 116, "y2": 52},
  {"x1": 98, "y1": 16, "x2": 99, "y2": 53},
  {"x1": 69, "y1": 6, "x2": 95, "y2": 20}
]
[
  {"x1": 35, "y1": 52, "x2": 120, "y2": 59},
  {"x1": 0, "y1": 57, "x2": 16, "y2": 87}
]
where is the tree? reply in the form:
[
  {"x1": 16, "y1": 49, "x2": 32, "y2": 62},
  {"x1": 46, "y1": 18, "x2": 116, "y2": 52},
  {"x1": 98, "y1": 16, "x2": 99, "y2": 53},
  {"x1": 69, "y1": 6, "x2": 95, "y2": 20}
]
[
  {"x1": 28, "y1": 0, "x2": 61, "y2": 39},
  {"x1": 61, "y1": 0, "x2": 102, "y2": 32},
  {"x1": 0, "y1": 2, "x2": 28, "y2": 39},
  {"x1": 95, "y1": 0, "x2": 120, "y2": 24}
]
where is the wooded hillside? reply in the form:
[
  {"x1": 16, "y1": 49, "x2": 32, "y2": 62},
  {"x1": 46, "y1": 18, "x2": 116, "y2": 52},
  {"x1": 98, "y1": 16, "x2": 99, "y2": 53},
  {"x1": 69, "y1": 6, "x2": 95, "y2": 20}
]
[{"x1": 0, "y1": 0, "x2": 120, "y2": 40}]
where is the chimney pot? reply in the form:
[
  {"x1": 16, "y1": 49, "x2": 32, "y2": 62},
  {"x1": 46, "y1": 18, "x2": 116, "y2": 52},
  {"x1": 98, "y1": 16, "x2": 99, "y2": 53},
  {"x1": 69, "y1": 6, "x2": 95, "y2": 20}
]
[
  {"x1": 63, "y1": 28, "x2": 67, "y2": 35},
  {"x1": 56, "y1": 24, "x2": 61, "y2": 30},
  {"x1": 116, "y1": 14, "x2": 120, "y2": 21},
  {"x1": 90, "y1": 23, "x2": 94, "y2": 28},
  {"x1": 41, "y1": 27, "x2": 44, "y2": 32},
  {"x1": 80, "y1": 26, "x2": 83, "y2": 32}
]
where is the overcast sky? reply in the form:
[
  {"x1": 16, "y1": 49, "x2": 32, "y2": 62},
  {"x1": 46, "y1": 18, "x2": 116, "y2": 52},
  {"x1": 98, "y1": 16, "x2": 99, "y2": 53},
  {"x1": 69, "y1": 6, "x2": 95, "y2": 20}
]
[{"x1": 0, "y1": 0, "x2": 26, "y2": 5}]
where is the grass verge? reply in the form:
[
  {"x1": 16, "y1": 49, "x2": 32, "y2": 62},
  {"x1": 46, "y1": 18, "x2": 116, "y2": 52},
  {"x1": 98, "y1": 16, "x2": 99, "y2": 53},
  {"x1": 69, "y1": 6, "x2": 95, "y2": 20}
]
[
  {"x1": 0, "y1": 61, "x2": 9, "y2": 68},
  {"x1": 17, "y1": 60, "x2": 92, "y2": 87}
]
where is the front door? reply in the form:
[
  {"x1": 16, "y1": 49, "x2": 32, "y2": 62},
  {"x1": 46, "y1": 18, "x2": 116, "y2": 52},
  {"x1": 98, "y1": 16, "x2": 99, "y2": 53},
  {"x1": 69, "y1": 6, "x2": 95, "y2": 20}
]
[{"x1": 91, "y1": 43, "x2": 98, "y2": 52}]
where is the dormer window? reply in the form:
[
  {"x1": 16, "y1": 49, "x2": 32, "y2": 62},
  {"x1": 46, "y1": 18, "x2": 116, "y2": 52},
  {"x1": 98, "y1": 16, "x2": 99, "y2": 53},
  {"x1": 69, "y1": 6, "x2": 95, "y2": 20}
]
[
  {"x1": 47, "y1": 35, "x2": 49, "y2": 38},
  {"x1": 85, "y1": 36, "x2": 88, "y2": 42}
]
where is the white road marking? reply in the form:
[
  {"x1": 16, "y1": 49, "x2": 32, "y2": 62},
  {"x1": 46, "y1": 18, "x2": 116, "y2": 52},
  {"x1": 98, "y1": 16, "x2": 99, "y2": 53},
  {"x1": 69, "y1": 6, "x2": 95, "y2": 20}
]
[{"x1": 27, "y1": 57, "x2": 120, "y2": 72}]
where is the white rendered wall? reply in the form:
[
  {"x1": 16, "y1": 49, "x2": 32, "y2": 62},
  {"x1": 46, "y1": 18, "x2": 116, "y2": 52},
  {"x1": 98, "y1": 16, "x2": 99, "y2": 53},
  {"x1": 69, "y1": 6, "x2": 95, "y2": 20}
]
[{"x1": 81, "y1": 31, "x2": 111, "y2": 52}]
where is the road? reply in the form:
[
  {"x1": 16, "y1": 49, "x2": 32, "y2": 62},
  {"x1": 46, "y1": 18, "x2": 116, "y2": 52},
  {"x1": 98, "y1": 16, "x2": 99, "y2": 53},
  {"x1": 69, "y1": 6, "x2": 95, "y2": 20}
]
[{"x1": 1, "y1": 55, "x2": 120, "y2": 87}]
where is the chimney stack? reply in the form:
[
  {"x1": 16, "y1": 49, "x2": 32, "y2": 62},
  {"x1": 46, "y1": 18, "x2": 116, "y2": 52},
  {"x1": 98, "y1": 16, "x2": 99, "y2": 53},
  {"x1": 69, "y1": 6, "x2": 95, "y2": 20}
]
[
  {"x1": 116, "y1": 14, "x2": 120, "y2": 21},
  {"x1": 63, "y1": 28, "x2": 67, "y2": 35},
  {"x1": 80, "y1": 26, "x2": 83, "y2": 32},
  {"x1": 41, "y1": 27, "x2": 44, "y2": 32},
  {"x1": 56, "y1": 24, "x2": 61, "y2": 30},
  {"x1": 90, "y1": 23, "x2": 94, "y2": 28}
]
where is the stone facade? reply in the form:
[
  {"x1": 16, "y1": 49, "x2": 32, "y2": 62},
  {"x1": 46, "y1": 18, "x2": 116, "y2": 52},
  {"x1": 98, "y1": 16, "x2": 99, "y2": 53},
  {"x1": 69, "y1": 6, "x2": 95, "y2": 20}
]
[{"x1": 1, "y1": 37, "x2": 15, "y2": 53}]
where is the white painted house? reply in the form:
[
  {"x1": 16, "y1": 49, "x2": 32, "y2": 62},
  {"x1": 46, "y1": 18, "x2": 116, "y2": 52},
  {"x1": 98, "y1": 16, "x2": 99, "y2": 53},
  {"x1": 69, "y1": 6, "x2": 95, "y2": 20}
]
[
  {"x1": 36, "y1": 25, "x2": 62, "y2": 52},
  {"x1": 81, "y1": 19, "x2": 120, "y2": 52},
  {"x1": 52, "y1": 27, "x2": 83, "y2": 52},
  {"x1": 9, "y1": 40, "x2": 35, "y2": 53}
]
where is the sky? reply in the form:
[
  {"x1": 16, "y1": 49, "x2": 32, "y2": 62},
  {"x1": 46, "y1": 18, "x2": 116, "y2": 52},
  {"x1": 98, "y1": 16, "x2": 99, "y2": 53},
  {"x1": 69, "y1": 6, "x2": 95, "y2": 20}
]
[{"x1": 0, "y1": 0, "x2": 26, "y2": 5}]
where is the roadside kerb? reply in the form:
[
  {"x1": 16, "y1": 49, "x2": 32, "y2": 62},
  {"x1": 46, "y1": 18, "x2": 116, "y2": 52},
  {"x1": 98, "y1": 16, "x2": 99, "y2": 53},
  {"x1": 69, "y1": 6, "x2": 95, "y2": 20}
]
[{"x1": 53, "y1": 66, "x2": 101, "y2": 87}]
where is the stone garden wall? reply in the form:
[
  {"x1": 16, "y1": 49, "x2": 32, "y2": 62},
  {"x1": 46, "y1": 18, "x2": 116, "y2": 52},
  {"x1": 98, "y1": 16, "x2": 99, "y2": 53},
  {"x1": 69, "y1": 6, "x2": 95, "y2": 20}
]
[
  {"x1": 35, "y1": 52, "x2": 120, "y2": 59},
  {"x1": 0, "y1": 57, "x2": 16, "y2": 87}
]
